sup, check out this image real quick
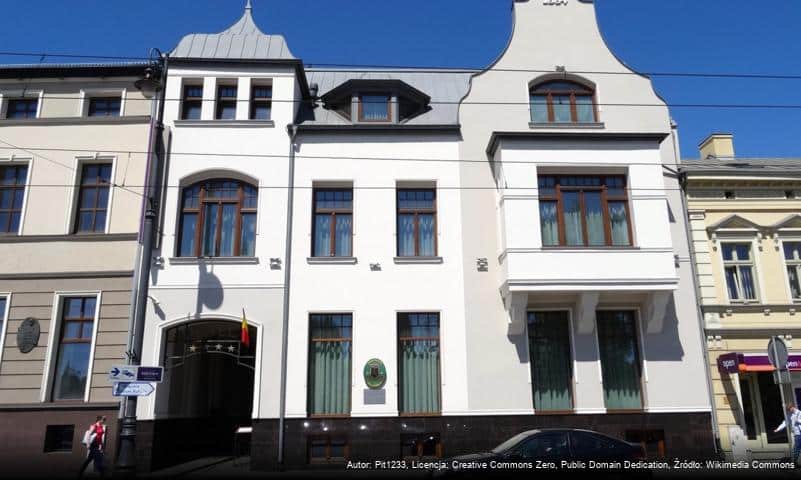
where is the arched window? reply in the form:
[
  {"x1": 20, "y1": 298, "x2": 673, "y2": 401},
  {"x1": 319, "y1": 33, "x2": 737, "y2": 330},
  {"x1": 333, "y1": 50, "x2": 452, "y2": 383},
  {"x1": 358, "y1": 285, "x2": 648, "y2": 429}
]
[
  {"x1": 178, "y1": 179, "x2": 258, "y2": 257},
  {"x1": 530, "y1": 80, "x2": 597, "y2": 124}
]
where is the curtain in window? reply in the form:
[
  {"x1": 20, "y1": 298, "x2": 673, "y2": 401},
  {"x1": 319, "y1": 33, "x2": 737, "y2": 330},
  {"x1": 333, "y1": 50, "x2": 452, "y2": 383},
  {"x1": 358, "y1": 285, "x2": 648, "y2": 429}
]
[
  {"x1": 309, "y1": 315, "x2": 351, "y2": 415},
  {"x1": 528, "y1": 312, "x2": 572, "y2": 411},
  {"x1": 219, "y1": 204, "x2": 236, "y2": 257},
  {"x1": 584, "y1": 192, "x2": 604, "y2": 246},
  {"x1": 362, "y1": 95, "x2": 389, "y2": 120},
  {"x1": 724, "y1": 267, "x2": 740, "y2": 300},
  {"x1": 399, "y1": 314, "x2": 440, "y2": 414},
  {"x1": 335, "y1": 215, "x2": 352, "y2": 256},
  {"x1": 180, "y1": 213, "x2": 197, "y2": 256},
  {"x1": 539, "y1": 201, "x2": 559, "y2": 246},
  {"x1": 398, "y1": 214, "x2": 416, "y2": 256},
  {"x1": 530, "y1": 95, "x2": 548, "y2": 123},
  {"x1": 418, "y1": 214, "x2": 435, "y2": 256},
  {"x1": 739, "y1": 266, "x2": 756, "y2": 299},
  {"x1": 575, "y1": 95, "x2": 594, "y2": 123},
  {"x1": 240, "y1": 213, "x2": 256, "y2": 257},
  {"x1": 608, "y1": 202, "x2": 630, "y2": 245},
  {"x1": 202, "y1": 204, "x2": 218, "y2": 256},
  {"x1": 788, "y1": 266, "x2": 801, "y2": 299},
  {"x1": 597, "y1": 311, "x2": 642, "y2": 409},
  {"x1": 552, "y1": 95, "x2": 571, "y2": 122},
  {"x1": 563, "y1": 192, "x2": 583, "y2": 245},
  {"x1": 314, "y1": 214, "x2": 332, "y2": 257}
]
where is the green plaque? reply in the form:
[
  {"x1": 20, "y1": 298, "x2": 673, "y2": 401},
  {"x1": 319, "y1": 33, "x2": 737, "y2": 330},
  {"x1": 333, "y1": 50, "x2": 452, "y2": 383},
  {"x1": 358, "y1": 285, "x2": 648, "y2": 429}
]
[{"x1": 363, "y1": 358, "x2": 387, "y2": 389}]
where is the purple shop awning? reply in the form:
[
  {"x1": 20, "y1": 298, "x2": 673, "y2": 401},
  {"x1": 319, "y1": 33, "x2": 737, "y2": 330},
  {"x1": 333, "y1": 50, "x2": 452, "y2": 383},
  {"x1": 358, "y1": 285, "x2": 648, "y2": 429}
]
[{"x1": 718, "y1": 352, "x2": 801, "y2": 374}]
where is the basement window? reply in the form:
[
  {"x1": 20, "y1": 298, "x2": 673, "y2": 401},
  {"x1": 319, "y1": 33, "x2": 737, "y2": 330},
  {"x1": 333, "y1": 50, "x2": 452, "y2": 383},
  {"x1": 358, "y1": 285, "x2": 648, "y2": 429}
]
[{"x1": 44, "y1": 425, "x2": 74, "y2": 453}]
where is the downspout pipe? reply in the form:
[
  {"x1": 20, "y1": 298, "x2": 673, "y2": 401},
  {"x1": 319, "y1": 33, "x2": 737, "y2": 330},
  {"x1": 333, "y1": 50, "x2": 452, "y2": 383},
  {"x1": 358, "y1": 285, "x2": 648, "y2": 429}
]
[
  {"x1": 669, "y1": 122, "x2": 721, "y2": 456},
  {"x1": 278, "y1": 124, "x2": 298, "y2": 468}
]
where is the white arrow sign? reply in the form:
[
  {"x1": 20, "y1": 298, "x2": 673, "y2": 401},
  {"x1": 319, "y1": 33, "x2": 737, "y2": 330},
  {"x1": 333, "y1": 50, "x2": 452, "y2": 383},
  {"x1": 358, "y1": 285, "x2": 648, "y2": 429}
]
[
  {"x1": 112, "y1": 382, "x2": 155, "y2": 397},
  {"x1": 108, "y1": 365, "x2": 139, "y2": 382}
]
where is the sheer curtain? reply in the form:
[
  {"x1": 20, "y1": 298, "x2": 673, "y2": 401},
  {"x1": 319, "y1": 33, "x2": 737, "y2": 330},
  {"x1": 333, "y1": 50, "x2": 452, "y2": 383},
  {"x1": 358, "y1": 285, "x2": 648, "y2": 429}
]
[
  {"x1": 309, "y1": 315, "x2": 351, "y2": 415},
  {"x1": 597, "y1": 311, "x2": 642, "y2": 409},
  {"x1": 528, "y1": 312, "x2": 572, "y2": 410},
  {"x1": 584, "y1": 192, "x2": 604, "y2": 246},
  {"x1": 219, "y1": 204, "x2": 235, "y2": 256},
  {"x1": 335, "y1": 214, "x2": 352, "y2": 256},
  {"x1": 399, "y1": 314, "x2": 440, "y2": 414},
  {"x1": 202, "y1": 204, "x2": 218, "y2": 256},
  {"x1": 739, "y1": 266, "x2": 756, "y2": 299},
  {"x1": 314, "y1": 214, "x2": 331, "y2": 257},
  {"x1": 563, "y1": 192, "x2": 583, "y2": 245},
  {"x1": 398, "y1": 214, "x2": 415, "y2": 256},
  {"x1": 530, "y1": 95, "x2": 548, "y2": 123},
  {"x1": 539, "y1": 202, "x2": 559, "y2": 246},
  {"x1": 418, "y1": 214, "x2": 435, "y2": 256},
  {"x1": 240, "y1": 213, "x2": 256, "y2": 256},
  {"x1": 608, "y1": 202, "x2": 630, "y2": 245}
]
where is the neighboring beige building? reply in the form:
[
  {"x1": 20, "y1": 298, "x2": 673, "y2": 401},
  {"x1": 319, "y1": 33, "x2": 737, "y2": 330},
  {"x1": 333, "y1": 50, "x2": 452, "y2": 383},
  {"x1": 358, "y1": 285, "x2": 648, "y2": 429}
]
[
  {"x1": 0, "y1": 63, "x2": 154, "y2": 475},
  {"x1": 682, "y1": 133, "x2": 801, "y2": 460}
]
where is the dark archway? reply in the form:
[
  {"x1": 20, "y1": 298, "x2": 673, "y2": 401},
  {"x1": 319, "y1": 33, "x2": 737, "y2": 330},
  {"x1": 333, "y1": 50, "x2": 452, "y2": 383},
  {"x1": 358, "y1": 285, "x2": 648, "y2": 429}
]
[{"x1": 151, "y1": 320, "x2": 257, "y2": 469}]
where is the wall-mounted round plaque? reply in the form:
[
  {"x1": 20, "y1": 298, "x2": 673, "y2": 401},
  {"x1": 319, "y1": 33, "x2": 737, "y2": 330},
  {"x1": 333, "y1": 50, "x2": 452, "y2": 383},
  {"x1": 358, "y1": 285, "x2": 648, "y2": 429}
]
[
  {"x1": 17, "y1": 318, "x2": 40, "y2": 354},
  {"x1": 363, "y1": 358, "x2": 387, "y2": 389}
]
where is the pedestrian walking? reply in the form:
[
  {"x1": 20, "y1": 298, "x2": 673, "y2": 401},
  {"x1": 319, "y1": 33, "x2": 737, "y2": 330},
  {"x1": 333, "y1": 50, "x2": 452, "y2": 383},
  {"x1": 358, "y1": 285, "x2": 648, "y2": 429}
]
[
  {"x1": 774, "y1": 403, "x2": 801, "y2": 465},
  {"x1": 78, "y1": 416, "x2": 107, "y2": 478}
]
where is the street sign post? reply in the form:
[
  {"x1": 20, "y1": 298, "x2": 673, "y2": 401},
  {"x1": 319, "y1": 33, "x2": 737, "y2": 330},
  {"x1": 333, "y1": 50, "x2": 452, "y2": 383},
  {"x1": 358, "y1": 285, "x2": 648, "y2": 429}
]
[
  {"x1": 767, "y1": 337, "x2": 794, "y2": 456},
  {"x1": 108, "y1": 365, "x2": 163, "y2": 383},
  {"x1": 112, "y1": 382, "x2": 155, "y2": 397}
]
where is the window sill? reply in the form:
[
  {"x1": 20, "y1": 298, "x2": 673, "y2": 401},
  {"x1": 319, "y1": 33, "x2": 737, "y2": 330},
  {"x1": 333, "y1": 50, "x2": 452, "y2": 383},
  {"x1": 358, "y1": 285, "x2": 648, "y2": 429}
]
[
  {"x1": 393, "y1": 256, "x2": 443, "y2": 264},
  {"x1": 529, "y1": 122, "x2": 605, "y2": 129},
  {"x1": 540, "y1": 246, "x2": 637, "y2": 251},
  {"x1": 168, "y1": 256, "x2": 260, "y2": 265},
  {"x1": 0, "y1": 115, "x2": 150, "y2": 126},
  {"x1": 173, "y1": 119, "x2": 274, "y2": 128},
  {"x1": 306, "y1": 257, "x2": 358, "y2": 265}
]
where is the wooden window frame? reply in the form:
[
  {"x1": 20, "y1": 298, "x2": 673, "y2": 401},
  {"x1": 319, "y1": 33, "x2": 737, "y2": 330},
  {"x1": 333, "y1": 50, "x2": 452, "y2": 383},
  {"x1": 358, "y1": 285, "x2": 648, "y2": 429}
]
[
  {"x1": 358, "y1": 93, "x2": 391, "y2": 122},
  {"x1": 596, "y1": 310, "x2": 645, "y2": 412},
  {"x1": 311, "y1": 188, "x2": 353, "y2": 257},
  {"x1": 73, "y1": 163, "x2": 111, "y2": 234},
  {"x1": 307, "y1": 435, "x2": 350, "y2": 464},
  {"x1": 527, "y1": 310, "x2": 575, "y2": 413},
  {"x1": 51, "y1": 297, "x2": 96, "y2": 402},
  {"x1": 401, "y1": 433, "x2": 444, "y2": 460},
  {"x1": 0, "y1": 164, "x2": 27, "y2": 234},
  {"x1": 539, "y1": 175, "x2": 632, "y2": 247},
  {"x1": 6, "y1": 98, "x2": 38, "y2": 119},
  {"x1": 784, "y1": 242, "x2": 801, "y2": 300},
  {"x1": 397, "y1": 312, "x2": 442, "y2": 416},
  {"x1": 87, "y1": 96, "x2": 121, "y2": 117},
  {"x1": 249, "y1": 85, "x2": 272, "y2": 120},
  {"x1": 530, "y1": 81, "x2": 597, "y2": 124},
  {"x1": 181, "y1": 84, "x2": 203, "y2": 120},
  {"x1": 178, "y1": 180, "x2": 257, "y2": 258},
  {"x1": 722, "y1": 242, "x2": 758, "y2": 302},
  {"x1": 215, "y1": 84, "x2": 238, "y2": 120},
  {"x1": 307, "y1": 314, "x2": 352, "y2": 418},
  {"x1": 396, "y1": 188, "x2": 438, "y2": 257}
]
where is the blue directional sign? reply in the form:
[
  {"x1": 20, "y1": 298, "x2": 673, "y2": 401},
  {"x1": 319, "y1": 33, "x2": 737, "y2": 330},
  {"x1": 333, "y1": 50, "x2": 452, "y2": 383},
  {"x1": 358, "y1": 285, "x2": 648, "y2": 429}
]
[
  {"x1": 112, "y1": 382, "x2": 155, "y2": 397},
  {"x1": 108, "y1": 365, "x2": 164, "y2": 383},
  {"x1": 137, "y1": 367, "x2": 163, "y2": 383}
]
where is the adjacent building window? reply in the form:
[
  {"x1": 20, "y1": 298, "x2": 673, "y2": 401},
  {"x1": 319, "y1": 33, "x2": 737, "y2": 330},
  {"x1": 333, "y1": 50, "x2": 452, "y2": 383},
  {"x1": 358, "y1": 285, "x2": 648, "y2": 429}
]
[
  {"x1": 722, "y1": 243, "x2": 757, "y2": 301},
  {"x1": 528, "y1": 311, "x2": 573, "y2": 411},
  {"x1": 308, "y1": 436, "x2": 349, "y2": 463},
  {"x1": 250, "y1": 85, "x2": 272, "y2": 120},
  {"x1": 74, "y1": 163, "x2": 112, "y2": 233},
  {"x1": 312, "y1": 188, "x2": 353, "y2": 257},
  {"x1": 6, "y1": 98, "x2": 38, "y2": 119},
  {"x1": 52, "y1": 297, "x2": 97, "y2": 401},
  {"x1": 216, "y1": 85, "x2": 238, "y2": 120},
  {"x1": 784, "y1": 242, "x2": 801, "y2": 300},
  {"x1": 398, "y1": 313, "x2": 440, "y2": 415},
  {"x1": 0, "y1": 164, "x2": 28, "y2": 234},
  {"x1": 359, "y1": 94, "x2": 391, "y2": 122},
  {"x1": 539, "y1": 175, "x2": 631, "y2": 247},
  {"x1": 87, "y1": 96, "x2": 121, "y2": 117},
  {"x1": 308, "y1": 314, "x2": 352, "y2": 416},
  {"x1": 397, "y1": 188, "x2": 437, "y2": 257},
  {"x1": 401, "y1": 433, "x2": 443, "y2": 460},
  {"x1": 44, "y1": 425, "x2": 75, "y2": 453},
  {"x1": 178, "y1": 179, "x2": 258, "y2": 257},
  {"x1": 596, "y1": 311, "x2": 642, "y2": 410},
  {"x1": 0, "y1": 297, "x2": 6, "y2": 351},
  {"x1": 181, "y1": 85, "x2": 203, "y2": 120},
  {"x1": 530, "y1": 80, "x2": 596, "y2": 123}
]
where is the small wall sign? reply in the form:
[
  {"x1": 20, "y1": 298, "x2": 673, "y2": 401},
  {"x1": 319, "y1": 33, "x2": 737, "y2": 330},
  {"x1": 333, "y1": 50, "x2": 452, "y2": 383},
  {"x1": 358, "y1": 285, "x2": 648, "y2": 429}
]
[
  {"x1": 363, "y1": 358, "x2": 387, "y2": 389},
  {"x1": 16, "y1": 318, "x2": 40, "y2": 354}
]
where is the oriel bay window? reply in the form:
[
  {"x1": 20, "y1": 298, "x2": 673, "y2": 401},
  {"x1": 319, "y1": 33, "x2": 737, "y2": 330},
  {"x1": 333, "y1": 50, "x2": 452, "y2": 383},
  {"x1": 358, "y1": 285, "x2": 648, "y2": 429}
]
[
  {"x1": 178, "y1": 179, "x2": 258, "y2": 257},
  {"x1": 74, "y1": 163, "x2": 112, "y2": 233},
  {"x1": 312, "y1": 188, "x2": 353, "y2": 257},
  {"x1": 722, "y1": 243, "x2": 757, "y2": 301},
  {"x1": 397, "y1": 188, "x2": 436, "y2": 257},
  {"x1": 0, "y1": 164, "x2": 28, "y2": 234},
  {"x1": 308, "y1": 314, "x2": 352, "y2": 416},
  {"x1": 596, "y1": 311, "x2": 643, "y2": 410},
  {"x1": 398, "y1": 313, "x2": 441, "y2": 415},
  {"x1": 52, "y1": 297, "x2": 97, "y2": 400},
  {"x1": 539, "y1": 175, "x2": 631, "y2": 247},
  {"x1": 784, "y1": 242, "x2": 801, "y2": 300},
  {"x1": 530, "y1": 80, "x2": 596, "y2": 124},
  {"x1": 528, "y1": 311, "x2": 573, "y2": 411}
]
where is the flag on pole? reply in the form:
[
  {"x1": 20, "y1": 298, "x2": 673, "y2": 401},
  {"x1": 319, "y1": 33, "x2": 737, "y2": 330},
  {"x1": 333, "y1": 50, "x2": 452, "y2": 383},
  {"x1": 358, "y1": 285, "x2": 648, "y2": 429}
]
[{"x1": 241, "y1": 309, "x2": 250, "y2": 348}]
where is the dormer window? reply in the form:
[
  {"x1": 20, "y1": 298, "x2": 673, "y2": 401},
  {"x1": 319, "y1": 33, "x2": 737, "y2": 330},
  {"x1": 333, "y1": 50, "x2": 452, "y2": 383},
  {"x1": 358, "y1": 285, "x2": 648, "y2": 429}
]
[
  {"x1": 530, "y1": 80, "x2": 596, "y2": 124},
  {"x1": 359, "y1": 94, "x2": 391, "y2": 122}
]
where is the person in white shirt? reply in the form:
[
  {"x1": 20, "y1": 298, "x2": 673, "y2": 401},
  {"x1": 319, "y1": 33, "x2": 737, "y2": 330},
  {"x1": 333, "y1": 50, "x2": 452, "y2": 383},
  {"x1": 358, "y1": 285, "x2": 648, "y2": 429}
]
[{"x1": 774, "y1": 403, "x2": 801, "y2": 464}]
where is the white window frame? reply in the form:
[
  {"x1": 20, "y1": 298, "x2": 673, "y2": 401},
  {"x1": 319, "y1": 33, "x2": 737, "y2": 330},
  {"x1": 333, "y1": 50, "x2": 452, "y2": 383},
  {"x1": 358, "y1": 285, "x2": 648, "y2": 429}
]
[
  {"x1": 720, "y1": 241, "x2": 761, "y2": 303},
  {"x1": 594, "y1": 306, "x2": 648, "y2": 410},
  {"x1": 78, "y1": 88, "x2": 126, "y2": 117},
  {"x1": 0, "y1": 293, "x2": 11, "y2": 368},
  {"x1": 65, "y1": 155, "x2": 117, "y2": 234},
  {"x1": 523, "y1": 308, "x2": 577, "y2": 412},
  {"x1": 40, "y1": 291, "x2": 102, "y2": 403},
  {"x1": 0, "y1": 156, "x2": 33, "y2": 235},
  {"x1": 779, "y1": 237, "x2": 801, "y2": 303},
  {"x1": 0, "y1": 89, "x2": 44, "y2": 119}
]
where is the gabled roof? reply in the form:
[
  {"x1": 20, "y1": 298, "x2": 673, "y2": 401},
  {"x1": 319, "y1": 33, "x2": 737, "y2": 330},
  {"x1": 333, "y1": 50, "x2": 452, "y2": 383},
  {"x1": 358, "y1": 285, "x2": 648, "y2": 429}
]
[
  {"x1": 772, "y1": 214, "x2": 801, "y2": 230},
  {"x1": 171, "y1": 1, "x2": 295, "y2": 61},
  {"x1": 707, "y1": 214, "x2": 762, "y2": 231}
]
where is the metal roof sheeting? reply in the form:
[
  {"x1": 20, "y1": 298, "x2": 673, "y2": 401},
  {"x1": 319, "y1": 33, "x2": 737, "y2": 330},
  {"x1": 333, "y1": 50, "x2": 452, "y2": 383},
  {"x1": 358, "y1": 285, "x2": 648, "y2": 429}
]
[{"x1": 681, "y1": 157, "x2": 801, "y2": 174}]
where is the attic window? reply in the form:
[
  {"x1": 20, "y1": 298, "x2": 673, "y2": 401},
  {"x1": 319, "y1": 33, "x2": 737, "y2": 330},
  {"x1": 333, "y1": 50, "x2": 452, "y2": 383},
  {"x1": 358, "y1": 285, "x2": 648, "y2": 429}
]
[
  {"x1": 530, "y1": 80, "x2": 596, "y2": 124},
  {"x1": 359, "y1": 94, "x2": 391, "y2": 122}
]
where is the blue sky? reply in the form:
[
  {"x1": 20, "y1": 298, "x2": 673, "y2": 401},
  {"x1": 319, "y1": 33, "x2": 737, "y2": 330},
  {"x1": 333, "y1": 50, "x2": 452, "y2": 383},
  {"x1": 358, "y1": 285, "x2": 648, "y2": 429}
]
[{"x1": 2, "y1": 0, "x2": 799, "y2": 157}]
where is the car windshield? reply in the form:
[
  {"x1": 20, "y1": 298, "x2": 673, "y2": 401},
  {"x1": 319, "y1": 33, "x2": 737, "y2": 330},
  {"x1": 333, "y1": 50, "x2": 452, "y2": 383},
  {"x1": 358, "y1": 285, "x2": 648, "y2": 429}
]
[{"x1": 491, "y1": 431, "x2": 537, "y2": 454}]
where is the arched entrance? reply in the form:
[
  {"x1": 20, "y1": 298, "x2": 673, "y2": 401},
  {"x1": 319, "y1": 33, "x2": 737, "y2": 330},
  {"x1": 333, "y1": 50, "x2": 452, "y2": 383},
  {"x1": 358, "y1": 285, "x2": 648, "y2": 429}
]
[{"x1": 151, "y1": 320, "x2": 257, "y2": 468}]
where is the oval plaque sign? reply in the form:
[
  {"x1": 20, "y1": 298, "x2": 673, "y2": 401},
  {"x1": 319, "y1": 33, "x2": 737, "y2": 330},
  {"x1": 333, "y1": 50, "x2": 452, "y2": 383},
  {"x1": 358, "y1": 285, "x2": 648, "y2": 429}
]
[
  {"x1": 17, "y1": 317, "x2": 40, "y2": 354},
  {"x1": 363, "y1": 358, "x2": 387, "y2": 389}
]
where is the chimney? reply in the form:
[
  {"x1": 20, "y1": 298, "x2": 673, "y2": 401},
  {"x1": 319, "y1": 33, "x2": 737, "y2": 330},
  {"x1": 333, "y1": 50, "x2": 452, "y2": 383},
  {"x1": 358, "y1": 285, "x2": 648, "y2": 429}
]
[{"x1": 698, "y1": 133, "x2": 734, "y2": 159}]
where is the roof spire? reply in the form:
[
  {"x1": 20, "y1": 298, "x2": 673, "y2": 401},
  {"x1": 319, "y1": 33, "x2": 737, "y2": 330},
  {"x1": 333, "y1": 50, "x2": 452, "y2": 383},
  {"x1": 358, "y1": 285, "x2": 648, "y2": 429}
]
[{"x1": 245, "y1": 0, "x2": 252, "y2": 11}]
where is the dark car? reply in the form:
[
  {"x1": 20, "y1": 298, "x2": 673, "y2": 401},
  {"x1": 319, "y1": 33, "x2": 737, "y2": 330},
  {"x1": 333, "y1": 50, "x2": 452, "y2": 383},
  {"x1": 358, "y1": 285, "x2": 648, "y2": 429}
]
[{"x1": 432, "y1": 428, "x2": 647, "y2": 478}]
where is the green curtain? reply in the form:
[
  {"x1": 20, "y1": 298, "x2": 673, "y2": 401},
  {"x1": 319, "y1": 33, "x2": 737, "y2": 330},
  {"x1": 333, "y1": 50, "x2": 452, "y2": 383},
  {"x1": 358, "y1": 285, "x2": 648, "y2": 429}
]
[
  {"x1": 597, "y1": 311, "x2": 642, "y2": 409},
  {"x1": 309, "y1": 315, "x2": 351, "y2": 415},
  {"x1": 399, "y1": 314, "x2": 440, "y2": 414},
  {"x1": 528, "y1": 312, "x2": 572, "y2": 410}
]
